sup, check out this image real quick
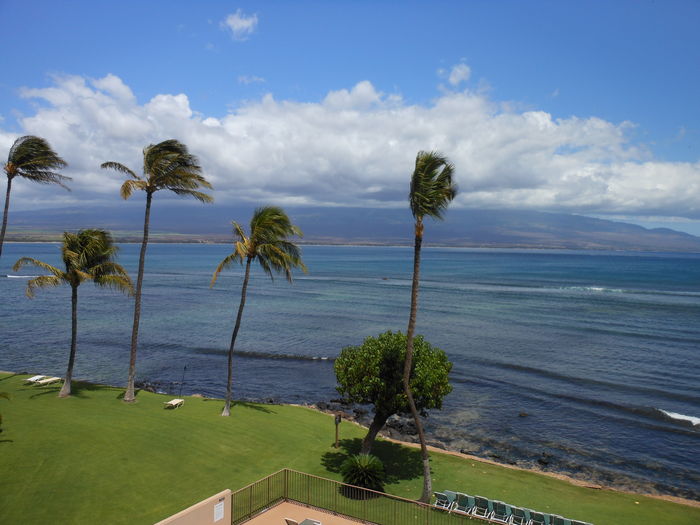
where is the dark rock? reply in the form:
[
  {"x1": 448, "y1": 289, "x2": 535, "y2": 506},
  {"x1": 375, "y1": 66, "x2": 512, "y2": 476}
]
[{"x1": 519, "y1": 412, "x2": 529, "y2": 417}]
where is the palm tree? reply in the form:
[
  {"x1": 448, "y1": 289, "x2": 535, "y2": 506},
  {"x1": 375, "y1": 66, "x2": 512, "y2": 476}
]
[
  {"x1": 101, "y1": 139, "x2": 213, "y2": 403},
  {"x1": 403, "y1": 150, "x2": 456, "y2": 502},
  {"x1": 13, "y1": 230, "x2": 133, "y2": 397},
  {"x1": 1, "y1": 136, "x2": 69, "y2": 258},
  {"x1": 211, "y1": 206, "x2": 307, "y2": 416}
]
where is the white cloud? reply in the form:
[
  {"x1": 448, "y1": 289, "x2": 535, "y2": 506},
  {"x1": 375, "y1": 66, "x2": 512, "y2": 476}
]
[
  {"x1": 448, "y1": 63, "x2": 471, "y2": 86},
  {"x1": 2, "y1": 74, "x2": 700, "y2": 219},
  {"x1": 220, "y1": 9, "x2": 258, "y2": 41},
  {"x1": 238, "y1": 75, "x2": 265, "y2": 85}
]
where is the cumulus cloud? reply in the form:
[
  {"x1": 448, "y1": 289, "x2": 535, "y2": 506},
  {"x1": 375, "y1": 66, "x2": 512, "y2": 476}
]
[
  {"x1": 448, "y1": 63, "x2": 471, "y2": 86},
  {"x1": 221, "y1": 9, "x2": 258, "y2": 41},
  {"x1": 238, "y1": 75, "x2": 265, "y2": 85},
  {"x1": 2, "y1": 73, "x2": 699, "y2": 219}
]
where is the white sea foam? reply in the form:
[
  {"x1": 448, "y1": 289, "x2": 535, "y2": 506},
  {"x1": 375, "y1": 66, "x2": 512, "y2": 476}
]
[
  {"x1": 659, "y1": 409, "x2": 700, "y2": 426},
  {"x1": 5, "y1": 275, "x2": 37, "y2": 279}
]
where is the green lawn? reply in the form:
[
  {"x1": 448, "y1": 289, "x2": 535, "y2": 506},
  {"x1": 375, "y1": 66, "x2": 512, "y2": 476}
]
[{"x1": 0, "y1": 373, "x2": 696, "y2": 525}]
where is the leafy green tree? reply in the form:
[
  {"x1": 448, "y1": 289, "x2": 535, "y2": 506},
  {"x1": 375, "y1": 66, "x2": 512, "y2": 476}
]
[
  {"x1": 13, "y1": 230, "x2": 133, "y2": 397},
  {"x1": 335, "y1": 331, "x2": 452, "y2": 454},
  {"x1": 101, "y1": 140, "x2": 213, "y2": 402},
  {"x1": 404, "y1": 150, "x2": 457, "y2": 502},
  {"x1": 1, "y1": 136, "x2": 69, "y2": 257},
  {"x1": 211, "y1": 206, "x2": 306, "y2": 416}
]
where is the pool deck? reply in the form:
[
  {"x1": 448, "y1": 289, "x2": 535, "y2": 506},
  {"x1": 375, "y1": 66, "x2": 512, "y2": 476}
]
[{"x1": 240, "y1": 501, "x2": 366, "y2": 525}]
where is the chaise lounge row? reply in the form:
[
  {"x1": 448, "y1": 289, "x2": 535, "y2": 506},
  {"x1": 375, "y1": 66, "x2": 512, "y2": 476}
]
[{"x1": 434, "y1": 490, "x2": 593, "y2": 525}]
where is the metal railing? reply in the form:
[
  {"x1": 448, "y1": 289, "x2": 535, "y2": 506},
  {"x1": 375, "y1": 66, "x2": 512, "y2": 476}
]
[{"x1": 231, "y1": 469, "x2": 477, "y2": 525}]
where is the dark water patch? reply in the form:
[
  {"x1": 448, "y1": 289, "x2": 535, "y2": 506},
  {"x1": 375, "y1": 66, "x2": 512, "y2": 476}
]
[{"x1": 193, "y1": 347, "x2": 336, "y2": 362}]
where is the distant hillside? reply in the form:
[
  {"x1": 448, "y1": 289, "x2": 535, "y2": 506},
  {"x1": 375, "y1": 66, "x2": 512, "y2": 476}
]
[{"x1": 6, "y1": 204, "x2": 700, "y2": 252}]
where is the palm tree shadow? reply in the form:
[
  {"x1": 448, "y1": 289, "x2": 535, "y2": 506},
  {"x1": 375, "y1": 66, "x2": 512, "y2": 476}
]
[
  {"x1": 321, "y1": 437, "x2": 423, "y2": 484},
  {"x1": 0, "y1": 373, "x2": 20, "y2": 383},
  {"x1": 70, "y1": 381, "x2": 117, "y2": 398},
  {"x1": 233, "y1": 401, "x2": 274, "y2": 414},
  {"x1": 29, "y1": 387, "x2": 61, "y2": 399}
]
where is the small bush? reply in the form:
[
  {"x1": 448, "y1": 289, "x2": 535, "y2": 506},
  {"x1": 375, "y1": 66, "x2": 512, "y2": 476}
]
[{"x1": 340, "y1": 453, "x2": 385, "y2": 493}]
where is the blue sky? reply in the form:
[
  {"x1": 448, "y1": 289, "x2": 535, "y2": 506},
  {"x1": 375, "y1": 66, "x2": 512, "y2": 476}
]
[{"x1": 1, "y1": 1, "x2": 699, "y2": 233}]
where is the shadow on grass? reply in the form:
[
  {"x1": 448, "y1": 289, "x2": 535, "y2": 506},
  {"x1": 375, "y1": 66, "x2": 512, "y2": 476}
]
[
  {"x1": 0, "y1": 373, "x2": 20, "y2": 383},
  {"x1": 233, "y1": 401, "x2": 274, "y2": 414},
  {"x1": 321, "y1": 437, "x2": 423, "y2": 484},
  {"x1": 29, "y1": 387, "x2": 61, "y2": 399}
]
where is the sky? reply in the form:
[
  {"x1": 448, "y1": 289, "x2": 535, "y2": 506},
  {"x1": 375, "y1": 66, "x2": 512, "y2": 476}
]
[{"x1": 1, "y1": 0, "x2": 699, "y2": 234}]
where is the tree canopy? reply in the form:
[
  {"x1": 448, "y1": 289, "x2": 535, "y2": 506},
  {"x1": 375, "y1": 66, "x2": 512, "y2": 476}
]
[{"x1": 335, "y1": 331, "x2": 452, "y2": 453}]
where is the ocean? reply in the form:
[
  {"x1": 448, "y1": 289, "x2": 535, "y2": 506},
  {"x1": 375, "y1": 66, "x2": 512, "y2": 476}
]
[{"x1": 1, "y1": 243, "x2": 699, "y2": 500}]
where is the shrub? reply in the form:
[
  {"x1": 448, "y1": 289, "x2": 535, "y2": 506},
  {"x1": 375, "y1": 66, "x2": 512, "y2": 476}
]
[{"x1": 340, "y1": 453, "x2": 385, "y2": 493}]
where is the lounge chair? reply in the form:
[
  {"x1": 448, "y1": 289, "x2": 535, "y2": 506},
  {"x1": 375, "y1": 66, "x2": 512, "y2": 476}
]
[
  {"x1": 551, "y1": 516, "x2": 571, "y2": 525},
  {"x1": 163, "y1": 398, "x2": 184, "y2": 409},
  {"x1": 452, "y1": 492, "x2": 475, "y2": 515},
  {"x1": 491, "y1": 500, "x2": 511, "y2": 524},
  {"x1": 24, "y1": 375, "x2": 47, "y2": 384},
  {"x1": 284, "y1": 519, "x2": 299, "y2": 525},
  {"x1": 471, "y1": 495, "x2": 493, "y2": 519},
  {"x1": 571, "y1": 520, "x2": 593, "y2": 525},
  {"x1": 510, "y1": 506, "x2": 531, "y2": 525},
  {"x1": 433, "y1": 492, "x2": 453, "y2": 511},
  {"x1": 529, "y1": 510, "x2": 551, "y2": 525},
  {"x1": 34, "y1": 377, "x2": 61, "y2": 386}
]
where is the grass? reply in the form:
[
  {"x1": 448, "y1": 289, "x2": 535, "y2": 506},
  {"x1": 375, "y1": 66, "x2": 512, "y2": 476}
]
[{"x1": 0, "y1": 373, "x2": 697, "y2": 525}]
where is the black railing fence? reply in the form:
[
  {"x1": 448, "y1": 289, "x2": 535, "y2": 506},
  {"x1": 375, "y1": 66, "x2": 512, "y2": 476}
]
[{"x1": 231, "y1": 469, "x2": 477, "y2": 525}]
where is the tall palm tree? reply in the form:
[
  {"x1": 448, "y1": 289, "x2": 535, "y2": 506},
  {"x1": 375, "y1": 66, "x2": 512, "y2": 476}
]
[
  {"x1": 13, "y1": 230, "x2": 133, "y2": 397},
  {"x1": 1, "y1": 136, "x2": 69, "y2": 258},
  {"x1": 101, "y1": 140, "x2": 213, "y2": 402},
  {"x1": 211, "y1": 206, "x2": 307, "y2": 416},
  {"x1": 403, "y1": 150, "x2": 456, "y2": 502}
]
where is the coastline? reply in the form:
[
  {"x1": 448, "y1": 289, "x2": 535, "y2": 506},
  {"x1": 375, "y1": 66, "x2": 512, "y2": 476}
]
[{"x1": 306, "y1": 403, "x2": 700, "y2": 509}]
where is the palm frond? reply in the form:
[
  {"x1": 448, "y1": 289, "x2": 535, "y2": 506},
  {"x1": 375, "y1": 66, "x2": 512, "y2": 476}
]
[
  {"x1": 120, "y1": 179, "x2": 148, "y2": 200},
  {"x1": 101, "y1": 161, "x2": 139, "y2": 179},
  {"x1": 409, "y1": 150, "x2": 457, "y2": 220},
  {"x1": 210, "y1": 251, "x2": 245, "y2": 287},
  {"x1": 4, "y1": 136, "x2": 69, "y2": 191},
  {"x1": 168, "y1": 188, "x2": 214, "y2": 203},
  {"x1": 25, "y1": 275, "x2": 63, "y2": 298},
  {"x1": 94, "y1": 274, "x2": 134, "y2": 295},
  {"x1": 12, "y1": 257, "x2": 63, "y2": 277}
]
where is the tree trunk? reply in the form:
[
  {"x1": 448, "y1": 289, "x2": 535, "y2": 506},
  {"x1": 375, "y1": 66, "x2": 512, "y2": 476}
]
[
  {"x1": 361, "y1": 410, "x2": 391, "y2": 454},
  {"x1": 0, "y1": 175, "x2": 13, "y2": 258},
  {"x1": 402, "y1": 217, "x2": 432, "y2": 503},
  {"x1": 124, "y1": 191, "x2": 152, "y2": 403},
  {"x1": 59, "y1": 284, "x2": 78, "y2": 398},
  {"x1": 222, "y1": 256, "x2": 252, "y2": 416}
]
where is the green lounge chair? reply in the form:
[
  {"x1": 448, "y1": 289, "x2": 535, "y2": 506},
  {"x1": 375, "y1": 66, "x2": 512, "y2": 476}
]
[
  {"x1": 529, "y1": 510, "x2": 551, "y2": 525},
  {"x1": 571, "y1": 520, "x2": 593, "y2": 525},
  {"x1": 551, "y1": 516, "x2": 571, "y2": 525},
  {"x1": 444, "y1": 490, "x2": 458, "y2": 508},
  {"x1": 471, "y1": 495, "x2": 493, "y2": 519},
  {"x1": 510, "y1": 506, "x2": 530, "y2": 525},
  {"x1": 452, "y1": 492, "x2": 475, "y2": 515},
  {"x1": 433, "y1": 492, "x2": 453, "y2": 511},
  {"x1": 491, "y1": 500, "x2": 511, "y2": 524}
]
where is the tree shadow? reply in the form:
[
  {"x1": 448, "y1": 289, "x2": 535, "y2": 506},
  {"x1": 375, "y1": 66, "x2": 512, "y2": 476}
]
[
  {"x1": 29, "y1": 387, "x2": 61, "y2": 399},
  {"x1": 0, "y1": 373, "x2": 20, "y2": 383},
  {"x1": 70, "y1": 381, "x2": 113, "y2": 398},
  {"x1": 234, "y1": 401, "x2": 274, "y2": 414},
  {"x1": 321, "y1": 437, "x2": 423, "y2": 484}
]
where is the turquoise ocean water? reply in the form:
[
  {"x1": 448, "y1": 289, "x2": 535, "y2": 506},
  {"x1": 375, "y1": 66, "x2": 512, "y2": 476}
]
[{"x1": 1, "y1": 243, "x2": 699, "y2": 499}]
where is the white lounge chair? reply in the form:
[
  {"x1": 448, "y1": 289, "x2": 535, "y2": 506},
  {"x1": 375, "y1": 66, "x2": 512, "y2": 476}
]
[
  {"x1": 24, "y1": 375, "x2": 47, "y2": 384},
  {"x1": 34, "y1": 377, "x2": 61, "y2": 386},
  {"x1": 164, "y1": 398, "x2": 184, "y2": 409}
]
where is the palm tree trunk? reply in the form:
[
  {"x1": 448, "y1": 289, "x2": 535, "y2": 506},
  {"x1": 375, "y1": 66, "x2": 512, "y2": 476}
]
[
  {"x1": 59, "y1": 284, "x2": 78, "y2": 398},
  {"x1": 0, "y1": 175, "x2": 13, "y2": 258},
  {"x1": 222, "y1": 256, "x2": 252, "y2": 416},
  {"x1": 124, "y1": 191, "x2": 152, "y2": 403},
  {"x1": 402, "y1": 217, "x2": 432, "y2": 503}
]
